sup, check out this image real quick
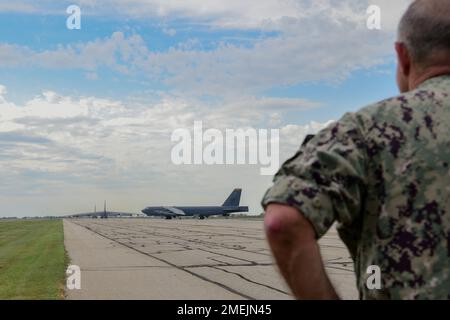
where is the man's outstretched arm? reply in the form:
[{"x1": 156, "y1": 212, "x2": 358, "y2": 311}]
[{"x1": 264, "y1": 203, "x2": 339, "y2": 300}]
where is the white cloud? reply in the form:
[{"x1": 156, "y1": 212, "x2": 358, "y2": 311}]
[
  {"x1": 0, "y1": 43, "x2": 31, "y2": 67},
  {"x1": 85, "y1": 72, "x2": 99, "y2": 80},
  {"x1": 0, "y1": 24, "x2": 392, "y2": 97},
  {"x1": 0, "y1": 32, "x2": 150, "y2": 73},
  {"x1": 0, "y1": 0, "x2": 414, "y2": 216},
  {"x1": 0, "y1": 84, "x2": 330, "y2": 216},
  {"x1": 162, "y1": 28, "x2": 177, "y2": 37},
  {"x1": 280, "y1": 121, "x2": 334, "y2": 151},
  {"x1": 1, "y1": 1, "x2": 411, "y2": 31},
  {"x1": 0, "y1": 1, "x2": 412, "y2": 97},
  {"x1": 0, "y1": 2, "x2": 37, "y2": 13},
  {"x1": 143, "y1": 12, "x2": 401, "y2": 96}
]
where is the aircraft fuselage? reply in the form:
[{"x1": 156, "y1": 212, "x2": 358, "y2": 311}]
[{"x1": 141, "y1": 206, "x2": 248, "y2": 218}]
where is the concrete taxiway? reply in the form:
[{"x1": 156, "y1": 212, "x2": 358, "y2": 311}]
[{"x1": 64, "y1": 219, "x2": 358, "y2": 300}]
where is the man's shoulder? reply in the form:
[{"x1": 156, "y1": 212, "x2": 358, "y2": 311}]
[
  {"x1": 355, "y1": 75, "x2": 450, "y2": 121},
  {"x1": 357, "y1": 91, "x2": 424, "y2": 120},
  {"x1": 306, "y1": 76, "x2": 450, "y2": 152}
]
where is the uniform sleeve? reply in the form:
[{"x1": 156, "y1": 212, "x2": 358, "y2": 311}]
[{"x1": 261, "y1": 113, "x2": 368, "y2": 239}]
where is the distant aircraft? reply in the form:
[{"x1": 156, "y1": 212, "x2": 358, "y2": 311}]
[
  {"x1": 67, "y1": 201, "x2": 135, "y2": 219},
  {"x1": 142, "y1": 189, "x2": 249, "y2": 219}
]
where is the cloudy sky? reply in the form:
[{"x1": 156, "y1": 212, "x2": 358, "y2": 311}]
[{"x1": 0, "y1": 0, "x2": 411, "y2": 217}]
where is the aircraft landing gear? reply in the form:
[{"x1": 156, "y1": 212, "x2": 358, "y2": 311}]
[{"x1": 199, "y1": 216, "x2": 205, "y2": 220}]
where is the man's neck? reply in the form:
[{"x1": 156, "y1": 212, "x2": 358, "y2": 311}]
[{"x1": 410, "y1": 66, "x2": 450, "y2": 90}]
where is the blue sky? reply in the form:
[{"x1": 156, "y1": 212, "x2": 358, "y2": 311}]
[{"x1": 0, "y1": 1, "x2": 411, "y2": 216}]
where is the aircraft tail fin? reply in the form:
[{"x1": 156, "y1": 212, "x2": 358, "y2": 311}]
[
  {"x1": 103, "y1": 200, "x2": 107, "y2": 219},
  {"x1": 222, "y1": 189, "x2": 242, "y2": 207}
]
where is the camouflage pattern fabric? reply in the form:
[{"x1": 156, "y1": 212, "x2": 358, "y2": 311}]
[{"x1": 262, "y1": 74, "x2": 450, "y2": 300}]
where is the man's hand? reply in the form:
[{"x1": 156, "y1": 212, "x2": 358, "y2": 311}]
[{"x1": 264, "y1": 204, "x2": 339, "y2": 300}]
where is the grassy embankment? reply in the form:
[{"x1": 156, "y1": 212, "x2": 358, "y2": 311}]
[{"x1": 0, "y1": 219, "x2": 67, "y2": 299}]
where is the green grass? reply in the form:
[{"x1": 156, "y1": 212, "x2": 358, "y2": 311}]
[{"x1": 0, "y1": 220, "x2": 68, "y2": 300}]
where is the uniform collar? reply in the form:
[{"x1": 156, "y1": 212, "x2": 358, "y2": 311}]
[{"x1": 416, "y1": 73, "x2": 450, "y2": 90}]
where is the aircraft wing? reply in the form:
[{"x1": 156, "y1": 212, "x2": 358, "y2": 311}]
[
  {"x1": 107, "y1": 212, "x2": 134, "y2": 217},
  {"x1": 163, "y1": 207, "x2": 186, "y2": 216},
  {"x1": 66, "y1": 211, "x2": 135, "y2": 218}
]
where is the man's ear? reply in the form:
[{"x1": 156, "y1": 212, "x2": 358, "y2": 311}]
[{"x1": 395, "y1": 42, "x2": 411, "y2": 76}]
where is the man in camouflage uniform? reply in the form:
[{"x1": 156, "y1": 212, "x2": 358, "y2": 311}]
[{"x1": 262, "y1": 0, "x2": 450, "y2": 300}]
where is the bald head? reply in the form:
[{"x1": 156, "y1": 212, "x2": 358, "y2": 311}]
[
  {"x1": 395, "y1": 0, "x2": 450, "y2": 92},
  {"x1": 398, "y1": 0, "x2": 450, "y2": 67}
]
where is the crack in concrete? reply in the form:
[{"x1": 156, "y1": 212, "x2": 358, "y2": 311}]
[
  {"x1": 211, "y1": 266, "x2": 291, "y2": 296},
  {"x1": 72, "y1": 221, "x2": 255, "y2": 300}
]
